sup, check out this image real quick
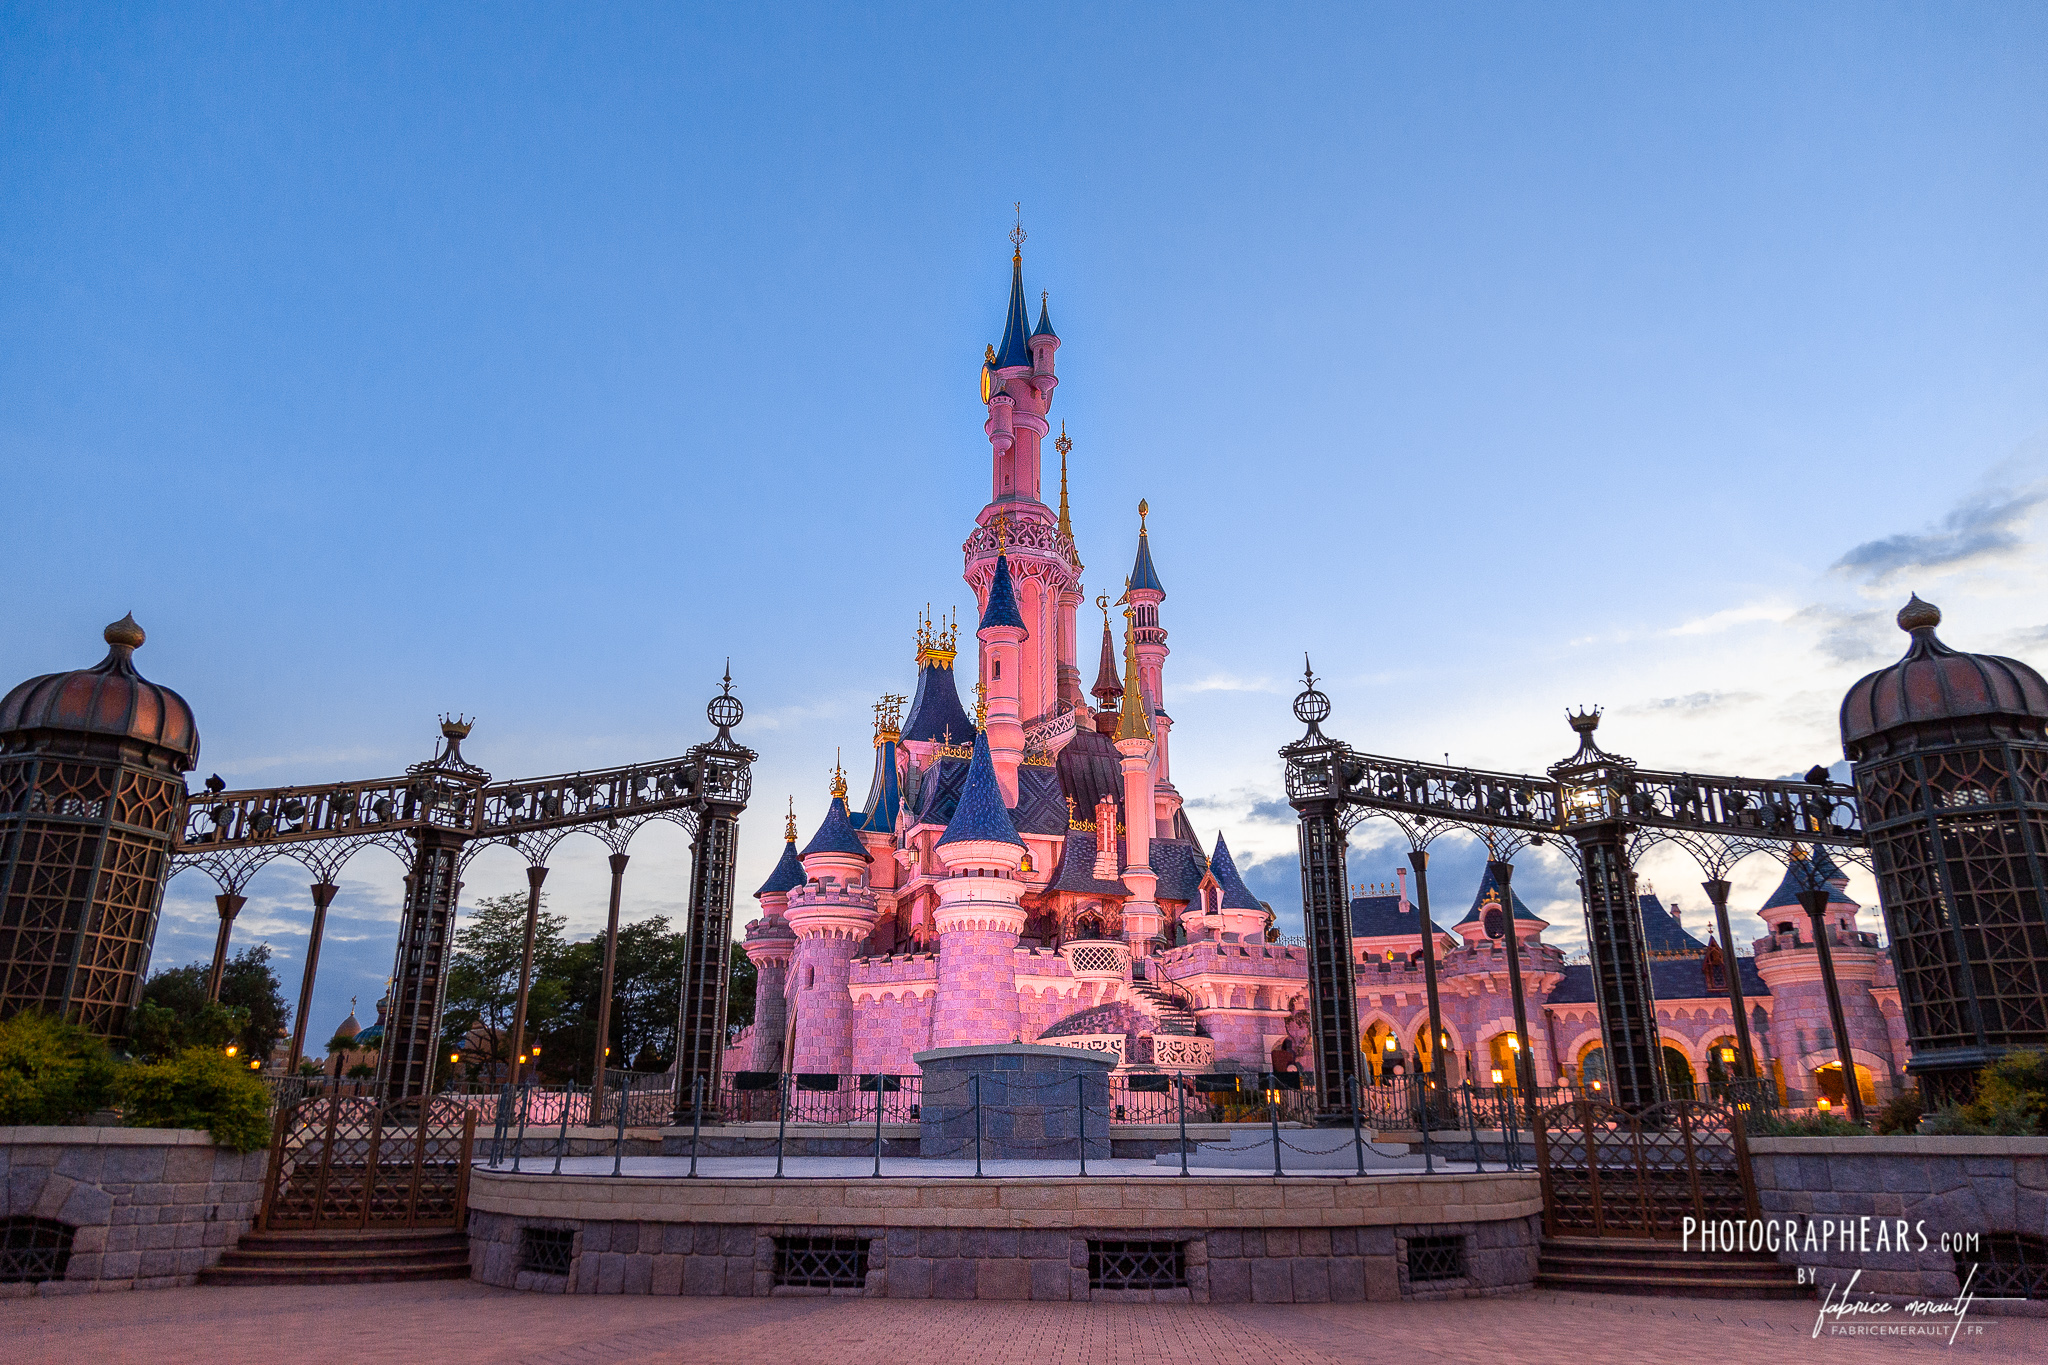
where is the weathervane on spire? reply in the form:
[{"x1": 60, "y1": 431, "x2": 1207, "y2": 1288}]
[
  {"x1": 1010, "y1": 202, "x2": 1026, "y2": 257},
  {"x1": 784, "y1": 797, "x2": 797, "y2": 843},
  {"x1": 830, "y1": 750, "x2": 847, "y2": 800}
]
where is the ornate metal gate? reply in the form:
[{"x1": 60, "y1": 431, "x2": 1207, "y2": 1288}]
[
  {"x1": 260, "y1": 1094, "x2": 477, "y2": 1231},
  {"x1": 1534, "y1": 1097, "x2": 1757, "y2": 1239}
]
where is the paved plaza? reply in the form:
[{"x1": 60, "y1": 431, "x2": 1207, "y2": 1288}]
[{"x1": 2, "y1": 1280, "x2": 2040, "y2": 1365}]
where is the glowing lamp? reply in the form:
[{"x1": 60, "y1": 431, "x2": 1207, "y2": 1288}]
[
  {"x1": 248, "y1": 1059, "x2": 262, "y2": 1070},
  {"x1": 518, "y1": 1054, "x2": 528, "y2": 1065},
  {"x1": 1720, "y1": 1047, "x2": 1736, "y2": 1063},
  {"x1": 450, "y1": 1052, "x2": 461, "y2": 1065},
  {"x1": 1506, "y1": 1035, "x2": 1520, "y2": 1053},
  {"x1": 531, "y1": 1044, "x2": 541, "y2": 1057},
  {"x1": 1490, "y1": 1068, "x2": 1504, "y2": 1086},
  {"x1": 224, "y1": 1044, "x2": 238, "y2": 1057},
  {"x1": 1818, "y1": 1097, "x2": 1831, "y2": 1111},
  {"x1": 1384, "y1": 1037, "x2": 1397, "y2": 1052},
  {"x1": 1591, "y1": 1079, "x2": 1602, "y2": 1092}
]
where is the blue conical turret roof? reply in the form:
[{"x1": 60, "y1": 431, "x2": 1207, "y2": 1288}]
[
  {"x1": 1763, "y1": 846, "x2": 1855, "y2": 911},
  {"x1": 903, "y1": 656, "x2": 972, "y2": 744},
  {"x1": 801, "y1": 796, "x2": 870, "y2": 860},
  {"x1": 993, "y1": 254, "x2": 1035, "y2": 371},
  {"x1": 756, "y1": 837, "x2": 806, "y2": 897},
  {"x1": 979, "y1": 551, "x2": 1026, "y2": 631},
  {"x1": 1209, "y1": 835, "x2": 1263, "y2": 911},
  {"x1": 937, "y1": 733, "x2": 1024, "y2": 848},
  {"x1": 1456, "y1": 866, "x2": 1542, "y2": 926},
  {"x1": 1129, "y1": 528, "x2": 1164, "y2": 594},
  {"x1": 853, "y1": 738, "x2": 902, "y2": 833},
  {"x1": 1032, "y1": 294, "x2": 1058, "y2": 341}
]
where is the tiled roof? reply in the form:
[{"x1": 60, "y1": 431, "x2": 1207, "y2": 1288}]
[
  {"x1": 1762, "y1": 847, "x2": 1857, "y2": 911},
  {"x1": 1639, "y1": 892, "x2": 1706, "y2": 954},
  {"x1": 800, "y1": 796, "x2": 870, "y2": 860},
  {"x1": 913, "y1": 754, "x2": 968, "y2": 826},
  {"x1": 851, "y1": 739, "x2": 901, "y2": 834},
  {"x1": 1455, "y1": 865, "x2": 1544, "y2": 925},
  {"x1": 938, "y1": 734, "x2": 1024, "y2": 848},
  {"x1": 1149, "y1": 839, "x2": 1206, "y2": 904},
  {"x1": 1032, "y1": 296, "x2": 1057, "y2": 341},
  {"x1": 1046, "y1": 831, "x2": 1127, "y2": 895},
  {"x1": 980, "y1": 551, "x2": 1025, "y2": 631},
  {"x1": 1546, "y1": 956, "x2": 1770, "y2": 1004},
  {"x1": 902, "y1": 659, "x2": 972, "y2": 745},
  {"x1": 1056, "y1": 722, "x2": 1123, "y2": 815},
  {"x1": 1209, "y1": 836, "x2": 1263, "y2": 911},
  {"x1": 1013, "y1": 763, "x2": 1070, "y2": 835},
  {"x1": 993, "y1": 254, "x2": 1035, "y2": 371},
  {"x1": 1351, "y1": 893, "x2": 1424, "y2": 940},
  {"x1": 1040, "y1": 1000, "x2": 1149, "y2": 1040},
  {"x1": 1129, "y1": 528, "x2": 1164, "y2": 594},
  {"x1": 755, "y1": 839, "x2": 806, "y2": 896}
]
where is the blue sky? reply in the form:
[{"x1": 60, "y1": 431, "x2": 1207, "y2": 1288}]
[{"x1": 4, "y1": 4, "x2": 2045, "y2": 1040}]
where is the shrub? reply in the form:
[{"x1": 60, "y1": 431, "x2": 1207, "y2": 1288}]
[
  {"x1": 1747, "y1": 1111, "x2": 1866, "y2": 1137},
  {"x1": 1873, "y1": 1090, "x2": 1923, "y2": 1136},
  {"x1": 0, "y1": 1012, "x2": 118, "y2": 1125},
  {"x1": 116, "y1": 1047, "x2": 272, "y2": 1152},
  {"x1": 1923, "y1": 1051, "x2": 2048, "y2": 1137}
]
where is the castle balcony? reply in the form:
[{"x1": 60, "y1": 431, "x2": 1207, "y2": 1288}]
[
  {"x1": 1060, "y1": 938, "x2": 1131, "y2": 982},
  {"x1": 1754, "y1": 925, "x2": 1881, "y2": 957}
]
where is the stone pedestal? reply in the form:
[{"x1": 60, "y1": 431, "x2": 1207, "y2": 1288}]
[{"x1": 914, "y1": 1044, "x2": 1113, "y2": 1160}]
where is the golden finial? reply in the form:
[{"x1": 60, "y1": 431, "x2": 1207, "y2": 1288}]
[
  {"x1": 916, "y1": 605, "x2": 960, "y2": 668},
  {"x1": 829, "y1": 750, "x2": 847, "y2": 800},
  {"x1": 1138, "y1": 498, "x2": 1149, "y2": 532},
  {"x1": 1096, "y1": 593, "x2": 1110, "y2": 627},
  {"x1": 1010, "y1": 202, "x2": 1026, "y2": 263},
  {"x1": 994, "y1": 512, "x2": 1008, "y2": 551},
  {"x1": 784, "y1": 797, "x2": 797, "y2": 843},
  {"x1": 1055, "y1": 423, "x2": 1074, "y2": 545},
  {"x1": 873, "y1": 693, "x2": 906, "y2": 745},
  {"x1": 974, "y1": 678, "x2": 988, "y2": 731},
  {"x1": 984, "y1": 343, "x2": 996, "y2": 366}
]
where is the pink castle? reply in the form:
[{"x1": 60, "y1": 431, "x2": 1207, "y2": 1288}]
[{"x1": 730, "y1": 235, "x2": 1911, "y2": 1109}]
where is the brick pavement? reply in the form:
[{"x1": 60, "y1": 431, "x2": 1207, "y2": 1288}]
[{"x1": 0, "y1": 1281, "x2": 2040, "y2": 1364}]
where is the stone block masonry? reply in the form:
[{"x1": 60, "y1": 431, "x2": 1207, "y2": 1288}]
[{"x1": 0, "y1": 1127, "x2": 270, "y2": 1296}]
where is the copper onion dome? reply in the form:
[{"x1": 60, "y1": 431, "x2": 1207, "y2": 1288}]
[
  {"x1": 1839, "y1": 596, "x2": 2048, "y2": 751},
  {"x1": 0, "y1": 614, "x2": 200, "y2": 768}
]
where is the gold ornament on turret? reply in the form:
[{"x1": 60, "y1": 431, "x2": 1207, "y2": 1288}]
[
  {"x1": 873, "y1": 693, "x2": 906, "y2": 746},
  {"x1": 1117, "y1": 605, "x2": 1152, "y2": 744},
  {"x1": 784, "y1": 797, "x2": 798, "y2": 843},
  {"x1": 829, "y1": 750, "x2": 847, "y2": 801},
  {"x1": 915, "y1": 605, "x2": 959, "y2": 668},
  {"x1": 974, "y1": 679, "x2": 988, "y2": 732}
]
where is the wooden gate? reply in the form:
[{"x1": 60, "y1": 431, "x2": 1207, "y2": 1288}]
[
  {"x1": 1533, "y1": 1097, "x2": 1757, "y2": 1239},
  {"x1": 260, "y1": 1094, "x2": 477, "y2": 1231}
]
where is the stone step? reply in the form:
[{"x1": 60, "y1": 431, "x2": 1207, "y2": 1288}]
[
  {"x1": 199, "y1": 1227, "x2": 471, "y2": 1287},
  {"x1": 1536, "y1": 1269, "x2": 1811, "y2": 1300},
  {"x1": 199, "y1": 1259, "x2": 471, "y2": 1286},
  {"x1": 1535, "y1": 1236, "x2": 1808, "y2": 1300}
]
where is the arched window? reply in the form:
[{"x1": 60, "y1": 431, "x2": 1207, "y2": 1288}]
[{"x1": 0, "y1": 1218, "x2": 74, "y2": 1285}]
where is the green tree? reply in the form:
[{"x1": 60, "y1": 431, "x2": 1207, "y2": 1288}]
[
  {"x1": 546, "y1": 916, "x2": 687, "y2": 1082},
  {"x1": 728, "y1": 939, "x2": 756, "y2": 1032},
  {"x1": 117, "y1": 1048, "x2": 272, "y2": 1152},
  {"x1": 133, "y1": 945, "x2": 288, "y2": 1062},
  {"x1": 441, "y1": 891, "x2": 567, "y2": 1075}
]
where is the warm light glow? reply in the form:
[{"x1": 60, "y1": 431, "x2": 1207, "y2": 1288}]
[
  {"x1": 1490, "y1": 1068, "x2": 1504, "y2": 1085},
  {"x1": 1384, "y1": 1037, "x2": 1396, "y2": 1052},
  {"x1": 1506, "y1": 1035, "x2": 1520, "y2": 1052},
  {"x1": 224, "y1": 1044, "x2": 238, "y2": 1057},
  {"x1": 518, "y1": 1054, "x2": 528, "y2": 1065},
  {"x1": 1591, "y1": 1079, "x2": 1602, "y2": 1091},
  {"x1": 531, "y1": 1044, "x2": 541, "y2": 1056},
  {"x1": 1818, "y1": 1097, "x2": 1831, "y2": 1111},
  {"x1": 248, "y1": 1059, "x2": 262, "y2": 1070},
  {"x1": 450, "y1": 1052, "x2": 461, "y2": 1064},
  {"x1": 1720, "y1": 1047, "x2": 1736, "y2": 1063}
]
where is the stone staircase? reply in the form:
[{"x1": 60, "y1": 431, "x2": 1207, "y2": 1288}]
[
  {"x1": 200, "y1": 1228, "x2": 471, "y2": 1286},
  {"x1": 1127, "y1": 978, "x2": 1201, "y2": 1036},
  {"x1": 1537, "y1": 1236, "x2": 1809, "y2": 1299}
]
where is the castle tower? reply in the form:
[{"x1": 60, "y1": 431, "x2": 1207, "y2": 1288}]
[
  {"x1": 968, "y1": 226, "x2": 1080, "y2": 732},
  {"x1": 928, "y1": 733, "x2": 1028, "y2": 1048},
  {"x1": 1114, "y1": 609, "x2": 1162, "y2": 954},
  {"x1": 901, "y1": 609, "x2": 971, "y2": 761},
  {"x1": 978, "y1": 543, "x2": 1028, "y2": 803},
  {"x1": 1126, "y1": 503, "x2": 1176, "y2": 824},
  {"x1": 742, "y1": 801, "x2": 803, "y2": 1071},
  {"x1": 783, "y1": 767, "x2": 879, "y2": 1082}
]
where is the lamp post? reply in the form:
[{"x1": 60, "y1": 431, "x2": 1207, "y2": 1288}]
[{"x1": 1795, "y1": 886, "x2": 1865, "y2": 1125}]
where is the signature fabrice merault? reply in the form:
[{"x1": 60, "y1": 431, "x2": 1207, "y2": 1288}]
[{"x1": 1813, "y1": 1265, "x2": 1983, "y2": 1343}]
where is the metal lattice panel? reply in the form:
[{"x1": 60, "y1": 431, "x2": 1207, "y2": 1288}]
[
  {"x1": 0, "y1": 1217, "x2": 74, "y2": 1284},
  {"x1": 521, "y1": 1227, "x2": 575, "y2": 1276},
  {"x1": 261, "y1": 1095, "x2": 475, "y2": 1231},
  {"x1": 1958, "y1": 1234, "x2": 2047, "y2": 1301},
  {"x1": 1404, "y1": 1234, "x2": 1467, "y2": 1283},
  {"x1": 1536, "y1": 1098, "x2": 1757, "y2": 1240},
  {"x1": 1088, "y1": 1240, "x2": 1187, "y2": 1290},
  {"x1": 772, "y1": 1236, "x2": 869, "y2": 1289},
  {"x1": 675, "y1": 809, "x2": 741, "y2": 1116}
]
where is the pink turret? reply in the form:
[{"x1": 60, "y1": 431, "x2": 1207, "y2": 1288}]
[
  {"x1": 783, "y1": 768, "x2": 879, "y2": 1096},
  {"x1": 741, "y1": 800, "x2": 805, "y2": 1070},
  {"x1": 977, "y1": 541, "x2": 1028, "y2": 803},
  {"x1": 1114, "y1": 609, "x2": 1161, "y2": 954},
  {"x1": 928, "y1": 734, "x2": 1028, "y2": 1048},
  {"x1": 1125, "y1": 502, "x2": 1175, "y2": 829}
]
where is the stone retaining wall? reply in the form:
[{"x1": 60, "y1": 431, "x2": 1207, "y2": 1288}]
[
  {"x1": 1750, "y1": 1135, "x2": 2047, "y2": 1315},
  {"x1": 467, "y1": 1169, "x2": 1541, "y2": 1302},
  {"x1": 0, "y1": 1127, "x2": 269, "y2": 1296}
]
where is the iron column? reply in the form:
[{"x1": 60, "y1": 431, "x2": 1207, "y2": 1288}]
[
  {"x1": 507, "y1": 863, "x2": 550, "y2": 1089},
  {"x1": 1407, "y1": 849, "x2": 1449, "y2": 1095},
  {"x1": 1486, "y1": 860, "x2": 1539, "y2": 1127},
  {"x1": 1701, "y1": 878, "x2": 1758, "y2": 1083},
  {"x1": 205, "y1": 893, "x2": 245, "y2": 1001},
  {"x1": 1796, "y1": 887, "x2": 1866, "y2": 1125},
  {"x1": 286, "y1": 881, "x2": 338, "y2": 1074},
  {"x1": 1293, "y1": 789, "x2": 1361, "y2": 1119},
  {"x1": 589, "y1": 852, "x2": 630, "y2": 1110}
]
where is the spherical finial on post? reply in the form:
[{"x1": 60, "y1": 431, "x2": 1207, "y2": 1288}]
[
  {"x1": 706, "y1": 664, "x2": 744, "y2": 734},
  {"x1": 103, "y1": 613, "x2": 145, "y2": 651},
  {"x1": 1897, "y1": 594, "x2": 1941, "y2": 634},
  {"x1": 1292, "y1": 654, "x2": 1331, "y2": 729}
]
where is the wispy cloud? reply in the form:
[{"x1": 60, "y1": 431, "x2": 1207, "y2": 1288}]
[
  {"x1": 1625, "y1": 691, "x2": 1761, "y2": 715},
  {"x1": 1796, "y1": 603, "x2": 1889, "y2": 665},
  {"x1": 1179, "y1": 672, "x2": 1282, "y2": 695},
  {"x1": 1666, "y1": 604, "x2": 1793, "y2": 637},
  {"x1": 1831, "y1": 482, "x2": 2048, "y2": 585},
  {"x1": 2005, "y1": 624, "x2": 2048, "y2": 653}
]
